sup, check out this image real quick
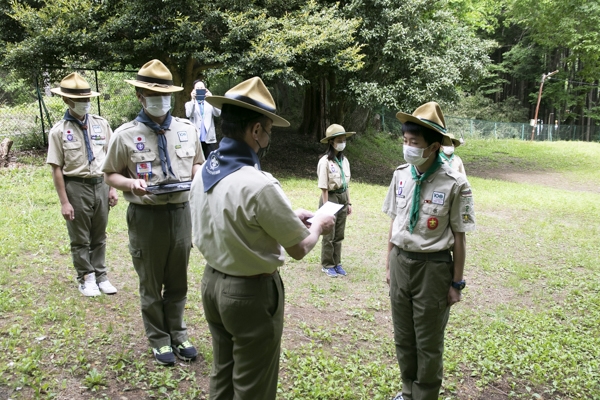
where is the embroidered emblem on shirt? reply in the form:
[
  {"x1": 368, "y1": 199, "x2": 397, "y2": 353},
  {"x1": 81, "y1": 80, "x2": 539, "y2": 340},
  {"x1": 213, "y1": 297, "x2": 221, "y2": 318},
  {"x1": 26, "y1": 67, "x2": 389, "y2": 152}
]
[
  {"x1": 461, "y1": 188, "x2": 472, "y2": 197},
  {"x1": 136, "y1": 143, "x2": 145, "y2": 151},
  {"x1": 462, "y1": 214, "x2": 474, "y2": 223},
  {"x1": 427, "y1": 217, "x2": 439, "y2": 230},
  {"x1": 397, "y1": 186, "x2": 403, "y2": 196},
  {"x1": 206, "y1": 153, "x2": 221, "y2": 176},
  {"x1": 178, "y1": 131, "x2": 189, "y2": 142},
  {"x1": 432, "y1": 191, "x2": 445, "y2": 205},
  {"x1": 92, "y1": 125, "x2": 102, "y2": 133},
  {"x1": 134, "y1": 135, "x2": 146, "y2": 144},
  {"x1": 66, "y1": 133, "x2": 73, "y2": 141},
  {"x1": 330, "y1": 165, "x2": 337, "y2": 173},
  {"x1": 136, "y1": 162, "x2": 152, "y2": 174}
]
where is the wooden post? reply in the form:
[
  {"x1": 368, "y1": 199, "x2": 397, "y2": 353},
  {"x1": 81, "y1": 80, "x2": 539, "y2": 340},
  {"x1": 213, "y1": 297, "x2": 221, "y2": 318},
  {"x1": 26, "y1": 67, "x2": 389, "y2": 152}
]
[
  {"x1": 530, "y1": 70, "x2": 558, "y2": 141},
  {"x1": 0, "y1": 138, "x2": 14, "y2": 167}
]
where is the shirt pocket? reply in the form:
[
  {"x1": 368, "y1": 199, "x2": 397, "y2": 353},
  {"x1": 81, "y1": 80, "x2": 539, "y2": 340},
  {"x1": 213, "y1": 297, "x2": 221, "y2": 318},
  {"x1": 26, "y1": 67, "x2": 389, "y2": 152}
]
[
  {"x1": 175, "y1": 147, "x2": 196, "y2": 180},
  {"x1": 420, "y1": 202, "x2": 450, "y2": 234},
  {"x1": 130, "y1": 151, "x2": 157, "y2": 180},
  {"x1": 62, "y1": 141, "x2": 84, "y2": 165}
]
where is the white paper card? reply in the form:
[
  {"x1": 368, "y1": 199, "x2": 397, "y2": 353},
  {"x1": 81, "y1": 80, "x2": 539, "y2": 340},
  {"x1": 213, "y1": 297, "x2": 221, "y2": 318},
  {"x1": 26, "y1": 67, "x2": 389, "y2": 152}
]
[{"x1": 306, "y1": 201, "x2": 344, "y2": 224}]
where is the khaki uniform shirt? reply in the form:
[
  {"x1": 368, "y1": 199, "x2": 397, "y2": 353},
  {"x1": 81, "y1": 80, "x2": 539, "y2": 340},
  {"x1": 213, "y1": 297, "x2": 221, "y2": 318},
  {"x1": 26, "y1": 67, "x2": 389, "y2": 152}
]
[
  {"x1": 190, "y1": 165, "x2": 310, "y2": 276},
  {"x1": 102, "y1": 117, "x2": 204, "y2": 205},
  {"x1": 443, "y1": 154, "x2": 466, "y2": 175},
  {"x1": 382, "y1": 163, "x2": 476, "y2": 252},
  {"x1": 46, "y1": 114, "x2": 112, "y2": 178},
  {"x1": 317, "y1": 155, "x2": 351, "y2": 191}
]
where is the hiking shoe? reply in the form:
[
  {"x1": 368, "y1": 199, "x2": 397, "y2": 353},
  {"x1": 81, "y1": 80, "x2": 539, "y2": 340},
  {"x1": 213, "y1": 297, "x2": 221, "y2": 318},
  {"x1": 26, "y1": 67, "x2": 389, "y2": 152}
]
[
  {"x1": 392, "y1": 394, "x2": 404, "y2": 400},
  {"x1": 172, "y1": 340, "x2": 198, "y2": 361},
  {"x1": 79, "y1": 273, "x2": 101, "y2": 297},
  {"x1": 334, "y1": 264, "x2": 347, "y2": 276},
  {"x1": 98, "y1": 280, "x2": 117, "y2": 295},
  {"x1": 153, "y1": 346, "x2": 176, "y2": 366},
  {"x1": 321, "y1": 267, "x2": 338, "y2": 277}
]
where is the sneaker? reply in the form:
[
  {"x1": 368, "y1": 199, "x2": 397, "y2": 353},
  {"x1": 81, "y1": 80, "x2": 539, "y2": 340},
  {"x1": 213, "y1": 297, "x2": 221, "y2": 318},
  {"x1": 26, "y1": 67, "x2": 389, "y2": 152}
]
[
  {"x1": 334, "y1": 264, "x2": 347, "y2": 276},
  {"x1": 79, "y1": 273, "x2": 101, "y2": 297},
  {"x1": 392, "y1": 394, "x2": 404, "y2": 400},
  {"x1": 172, "y1": 340, "x2": 198, "y2": 361},
  {"x1": 153, "y1": 346, "x2": 176, "y2": 366},
  {"x1": 98, "y1": 280, "x2": 117, "y2": 295},
  {"x1": 321, "y1": 267, "x2": 338, "y2": 278}
]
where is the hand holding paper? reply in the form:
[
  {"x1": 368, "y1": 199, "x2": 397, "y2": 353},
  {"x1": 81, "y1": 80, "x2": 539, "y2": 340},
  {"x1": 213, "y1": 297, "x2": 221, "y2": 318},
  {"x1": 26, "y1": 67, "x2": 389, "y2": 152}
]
[{"x1": 306, "y1": 201, "x2": 344, "y2": 224}]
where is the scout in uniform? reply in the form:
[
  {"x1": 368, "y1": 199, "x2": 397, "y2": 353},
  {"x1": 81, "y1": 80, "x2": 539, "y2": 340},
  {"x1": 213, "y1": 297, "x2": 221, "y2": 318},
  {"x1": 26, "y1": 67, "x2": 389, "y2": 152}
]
[
  {"x1": 46, "y1": 72, "x2": 119, "y2": 297},
  {"x1": 102, "y1": 60, "x2": 205, "y2": 366},
  {"x1": 440, "y1": 134, "x2": 466, "y2": 175},
  {"x1": 189, "y1": 77, "x2": 334, "y2": 400},
  {"x1": 317, "y1": 124, "x2": 354, "y2": 277},
  {"x1": 382, "y1": 102, "x2": 476, "y2": 400}
]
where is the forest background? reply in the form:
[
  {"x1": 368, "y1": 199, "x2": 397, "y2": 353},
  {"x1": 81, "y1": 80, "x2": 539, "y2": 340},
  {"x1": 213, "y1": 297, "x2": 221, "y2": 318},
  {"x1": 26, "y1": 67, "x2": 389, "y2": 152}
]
[{"x1": 0, "y1": 0, "x2": 599, "y2": 144}]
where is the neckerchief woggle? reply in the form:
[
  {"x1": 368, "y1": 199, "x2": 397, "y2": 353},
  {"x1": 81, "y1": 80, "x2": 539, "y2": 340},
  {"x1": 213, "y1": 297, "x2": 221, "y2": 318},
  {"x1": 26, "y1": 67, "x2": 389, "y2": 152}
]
[
  {"x1": 135, "y1": 109, "x2": 175, "y2": 178},
  {"x1": 334, "y1": 155, "x2": 347, "y2": 191},
  {"x1": 440, "y1": 152, "x2": 454, "y2": 166},
  {"x1": 408, "y1": 155, "x2": 443, "y2": 234},
  {"x1": 202, "y1": 137, "x2": 261, "y2": 192},
  {"x1": 64, "y1": 110, "x2": 94, "y2": 164}
]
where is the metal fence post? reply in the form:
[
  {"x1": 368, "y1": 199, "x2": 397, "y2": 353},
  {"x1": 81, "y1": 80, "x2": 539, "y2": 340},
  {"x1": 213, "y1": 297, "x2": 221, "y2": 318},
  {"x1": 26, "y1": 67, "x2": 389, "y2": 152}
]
[
  {"x1": 35, "y1": 75, "x2": 47, "y2": 146},
  {"x1": 94, "y1": 70, "x2": 101, "y2": 116},
  {"x1": 494, "y1": 122, "x2": 497, "y2": 139},
  {"x1": 470, "y1": 119, "x2": 473, "y2": 137}
]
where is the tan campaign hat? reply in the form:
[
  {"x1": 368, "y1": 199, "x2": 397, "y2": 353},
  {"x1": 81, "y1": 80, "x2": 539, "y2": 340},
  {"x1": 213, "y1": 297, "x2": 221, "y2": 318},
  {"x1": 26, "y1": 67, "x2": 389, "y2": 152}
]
[
  {"x1": 205, "y1": 77, "x2": 290, "y2": 127},
  {"x1": 320, "y1": 124, "x2": 355, "y2": 144},
  {"x1": 50, "y1": 73, "x2": 100, "y2": 98},
  {"x1": 125, "y1": 59, "x2": 183, "y2": 93},
  {"x1": 396, "y1": 102, "x2": 458, "y2": 147}
]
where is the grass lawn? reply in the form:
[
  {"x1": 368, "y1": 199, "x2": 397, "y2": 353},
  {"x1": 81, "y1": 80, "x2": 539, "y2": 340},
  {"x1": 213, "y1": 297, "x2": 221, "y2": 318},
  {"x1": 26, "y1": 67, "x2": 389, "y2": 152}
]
[{"x1": 0, "y1": 137, "x2": 599, "y2": 399}]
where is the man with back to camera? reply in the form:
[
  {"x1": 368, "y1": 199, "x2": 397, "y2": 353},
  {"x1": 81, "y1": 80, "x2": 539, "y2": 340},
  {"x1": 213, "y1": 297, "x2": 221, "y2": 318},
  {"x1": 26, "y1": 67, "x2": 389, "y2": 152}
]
[
  {"x1": 185, "y1": 79, "x2": 221, "y2": 158},
  {"x1": 102, "y1": 59, "x2": 204, "y2": 366},
  {"x1": 189, "y1": 77, "x2": 335, "y2": 399},
  {"x1": 46, "y1": 72, "x2": 119, "y2": 297}
]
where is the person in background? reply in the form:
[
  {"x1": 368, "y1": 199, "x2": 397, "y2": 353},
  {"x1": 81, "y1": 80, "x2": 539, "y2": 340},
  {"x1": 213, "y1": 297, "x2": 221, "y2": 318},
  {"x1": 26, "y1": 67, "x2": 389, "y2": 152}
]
[
  {"x1": 382, "y1": 102, "x2": 476, "y2": 400},
  {"x1": 317, "y1": 124, "x2": 355, "y2": 278},
  {"x1": 103, "y1": 59, "x2": 204, "y2": 366},
  {"x1": 185, "y1": 80, "x2": 221, "y2": 158},
  {"x1": 46, "y1": 72, "x2": 118, "y2": 297},
  {"x1": 190, "y1": 77, "x2": 334, "y2": 400},
  {"x1": 440, "y1": 134, "x2": 466, "y2": 175}
]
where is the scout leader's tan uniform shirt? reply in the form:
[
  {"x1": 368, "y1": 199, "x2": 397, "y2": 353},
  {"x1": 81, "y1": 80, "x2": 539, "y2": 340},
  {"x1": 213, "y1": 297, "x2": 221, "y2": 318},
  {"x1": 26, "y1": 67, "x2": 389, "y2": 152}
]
[
  {"x1": 190, "y1": 165, "x2": 310, "y2": 276},
  {"x1": 46, "y1": 114, "x2": 112, "y2": 177},
  {"x1": 102, "y1": 117, "x2": 204, "y2": 205},
  {"x1": 317, "y1": 155, "x2": 351, "y2": 191},
  {"x1": 382, "y1": 162, "x2": 476, "y2": 252}
]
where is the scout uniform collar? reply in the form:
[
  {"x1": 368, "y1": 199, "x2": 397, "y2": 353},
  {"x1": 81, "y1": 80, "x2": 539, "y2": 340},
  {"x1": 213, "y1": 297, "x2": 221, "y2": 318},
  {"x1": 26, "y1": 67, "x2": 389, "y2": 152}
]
[
  {"x1": 408, "y1": 155, "x2": 443, "y2": 234},
  {"x1": 440, "y1": 152, "x2": 454, "y2": 164},
  {"x1": 201, "y1": 137, "x2": 261, "y2": 192}
]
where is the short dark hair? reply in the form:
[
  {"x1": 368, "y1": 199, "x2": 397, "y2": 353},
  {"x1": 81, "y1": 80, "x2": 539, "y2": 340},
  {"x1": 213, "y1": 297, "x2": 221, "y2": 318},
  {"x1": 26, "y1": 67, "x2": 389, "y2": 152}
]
[
  {"x1": 220, "y1": 104, "x2": 269, "y2": 141},
  {"x1": 402, "y1": 122, "x2": 442, "y2": 154},
  {"x1": 193, "y1": 79, "x2": 205, "y2": 87}
]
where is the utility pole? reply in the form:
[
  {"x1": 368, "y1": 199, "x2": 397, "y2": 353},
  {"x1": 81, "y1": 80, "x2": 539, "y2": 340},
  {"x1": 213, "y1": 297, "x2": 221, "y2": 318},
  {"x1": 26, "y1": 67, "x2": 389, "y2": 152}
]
[{"x1": 530, "y1": 70, "x2": 558, "y2": 141}]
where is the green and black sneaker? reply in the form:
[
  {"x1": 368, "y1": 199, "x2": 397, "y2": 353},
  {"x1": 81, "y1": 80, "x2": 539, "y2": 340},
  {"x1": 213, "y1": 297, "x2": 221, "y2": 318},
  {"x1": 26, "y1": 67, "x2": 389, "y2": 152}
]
[
  {"x1": 172, "y1": 340, "x2": 198, "y2": 361},
  {"x1": 152, "y1": 345, "x2": 175, "y2": 366}
]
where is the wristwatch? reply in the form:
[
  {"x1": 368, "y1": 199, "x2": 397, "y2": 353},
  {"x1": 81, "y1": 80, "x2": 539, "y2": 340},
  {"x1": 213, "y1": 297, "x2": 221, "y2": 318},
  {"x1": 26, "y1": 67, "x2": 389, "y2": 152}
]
[{"x1": 451, "y1": 280, "x2": 466, "y2": 291}]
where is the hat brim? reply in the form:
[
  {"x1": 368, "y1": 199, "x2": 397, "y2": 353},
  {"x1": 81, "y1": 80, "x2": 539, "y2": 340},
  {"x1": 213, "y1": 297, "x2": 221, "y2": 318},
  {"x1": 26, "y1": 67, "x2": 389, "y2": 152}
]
[
  {"x1": 50, "y1": 88, "x2": 100, "y2": 98},
  {"x1": 205, "y1": 95, "x2": 290, "y2": 127},
  {"x1": 125, "y1": 79, "x2": 184, "y2": 93},
  {"x1": 320, "y1": 131, "x2": 356, "y2": 144},
  {"x1": 396, "y1": 112, "x2": 456, "y2": 147}
]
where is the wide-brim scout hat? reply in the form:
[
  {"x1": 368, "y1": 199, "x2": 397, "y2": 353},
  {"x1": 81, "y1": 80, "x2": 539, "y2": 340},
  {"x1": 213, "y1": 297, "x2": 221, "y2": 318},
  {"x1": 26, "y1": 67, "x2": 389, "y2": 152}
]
[
  {"x1": 446, "y1": 133, "x2": 463, "y2": 147},
  {"x1": 50, "y1": 73, "x2": 100, "y2": 99},
  {"x1": 205, "y1": 77, "x2": 290, "y2": 127},
  {"x1": 125, "y1": 59, "x2": 183, "y2": 93},
  {"x1": 320, "y1": 124, "x2": 356, "y2": 144},
  {"x1": 396, "y1": 102, "x2": 458, "y2": 147}
]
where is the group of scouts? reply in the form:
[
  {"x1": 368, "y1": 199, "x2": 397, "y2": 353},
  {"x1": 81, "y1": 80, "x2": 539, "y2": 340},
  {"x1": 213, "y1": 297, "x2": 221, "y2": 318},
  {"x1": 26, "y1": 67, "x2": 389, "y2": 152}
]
[{"x1": 46, "y1": 58, "x2": 475, "y2": 400}]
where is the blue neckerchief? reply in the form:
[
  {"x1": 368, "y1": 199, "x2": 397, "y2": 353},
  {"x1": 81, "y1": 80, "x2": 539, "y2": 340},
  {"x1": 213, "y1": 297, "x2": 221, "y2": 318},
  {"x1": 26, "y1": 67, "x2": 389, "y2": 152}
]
[
  {"x1": 135, "y1": 109, "x2": 175, "y2": 178},
  {"x1": 64, "y1": 110, "x2": 94, "y2": 164},
  {"x1": 202, "y1": 137, "x2": 261, "y2": 192}
]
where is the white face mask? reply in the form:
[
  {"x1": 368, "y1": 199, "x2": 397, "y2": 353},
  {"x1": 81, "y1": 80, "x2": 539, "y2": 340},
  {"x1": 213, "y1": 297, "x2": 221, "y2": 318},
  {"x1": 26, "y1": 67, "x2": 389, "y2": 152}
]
[
  {"x1": 442, "y1": 145, "x2": 455, "y2": 155},
  {"x1": 403, "y1": 144, "x2": 431, "y2": 166},
  {"x1": 143, "y1": 95, "x2": 171, "y2": 117},
  {"x1": 334, "y1": 142, "x2": 346, "y2": 152},
  {"x1": 69, "y1": 100, "x2": 91, "y2": 116}
]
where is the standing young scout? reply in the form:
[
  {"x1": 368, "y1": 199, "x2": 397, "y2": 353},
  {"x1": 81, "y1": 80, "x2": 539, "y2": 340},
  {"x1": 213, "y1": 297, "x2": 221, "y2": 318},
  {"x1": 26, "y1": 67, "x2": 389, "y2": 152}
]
[
  {"x1": 382, "y1": 102, "x2": 476, "y2": 400},
  {"x1": 317, "y1": 124, "x2": 354, "y2": 277},
  {"x1": 440, "y1": 135, "x2": 466, "y2": 175},
  {"x1": 46, "y1": 72, "x2": 119, "y2": 297},
  {"x1": 189, "y1": 77, "x2": 334, "y2": 400},
  {"x1": 103, "y1": 60, "x2": 205, "y2": 366}
]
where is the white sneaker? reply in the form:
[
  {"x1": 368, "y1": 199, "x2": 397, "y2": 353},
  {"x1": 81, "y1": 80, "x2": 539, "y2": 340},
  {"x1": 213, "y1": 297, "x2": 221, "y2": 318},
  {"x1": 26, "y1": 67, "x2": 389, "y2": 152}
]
[
  {"x1": 79, "y1": 273, "x2": 101, "y2": 297},
  {"x1": 98, "y1": 280, "x2": 117, "y2": 295}
]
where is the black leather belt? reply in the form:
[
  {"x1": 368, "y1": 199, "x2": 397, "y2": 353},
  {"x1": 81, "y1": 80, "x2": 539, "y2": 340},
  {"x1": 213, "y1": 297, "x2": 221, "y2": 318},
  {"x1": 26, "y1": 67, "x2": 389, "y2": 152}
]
[
  {"x1": 398, "y1": 248, "x2": 452, "y2": 262},
  {"x1": 132, "y1": 202, "x2": 188, "y2": 210},
  {"x1": 328, "y1": 188, "x2": 347, "y2": 194},
  {"x1": 64, "y1": 176, "x2": 104, "y2": 185},
  {"x1": 208, "y1": 265, "x2": 277, "y2": 279}
]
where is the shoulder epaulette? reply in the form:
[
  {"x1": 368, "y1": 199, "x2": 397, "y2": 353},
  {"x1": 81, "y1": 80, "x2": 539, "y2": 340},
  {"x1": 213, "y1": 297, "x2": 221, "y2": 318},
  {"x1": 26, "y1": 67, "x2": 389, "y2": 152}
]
[
  {"x1": 114, "y1": 120, "x2": 138, "y2": 134},
  {"x1": 396, "y1": 163, "x2": 410, "y2": 170},
  {"x1": 174, "y1": 117, "x2": 193, "y2": 126}
]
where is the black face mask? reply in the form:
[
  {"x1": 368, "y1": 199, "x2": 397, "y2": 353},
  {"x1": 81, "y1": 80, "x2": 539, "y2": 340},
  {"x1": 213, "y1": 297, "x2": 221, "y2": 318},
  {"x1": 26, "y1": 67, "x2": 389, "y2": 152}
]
[{"x1": 256, "y1": 126, "x2": 271, "y2": 159}]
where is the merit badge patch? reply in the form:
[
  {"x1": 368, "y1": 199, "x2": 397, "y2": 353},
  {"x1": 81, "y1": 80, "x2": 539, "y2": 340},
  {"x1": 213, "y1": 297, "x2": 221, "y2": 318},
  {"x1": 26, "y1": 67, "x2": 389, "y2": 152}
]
[
  {"x1": 462, "y1": 214, "x2": 474, "y2": 223},
  {"x1": 432, "y1": 191, "x2": 445, "y2": 205},
  {"x1": 427, "y1": 217, "x2": 439, "y2": 230},
  {"x1": 136, "y1": 143, "x2": 145, "y2": 151},
  {"x1": 461, "y1": 188, "x2": 473, "y2": 197},
  {"x1": 92, "y1": 125, "x2": 102, "y2": 134},
  {"x1": 177, "y1": 131, "x2": 189, "y2": 142},
  {"x1": 136, "y1": 162, "x2": 152, "y2": 174},
  {"x1": 134, "y1": 135, "x2": 146, "y2": 144}
]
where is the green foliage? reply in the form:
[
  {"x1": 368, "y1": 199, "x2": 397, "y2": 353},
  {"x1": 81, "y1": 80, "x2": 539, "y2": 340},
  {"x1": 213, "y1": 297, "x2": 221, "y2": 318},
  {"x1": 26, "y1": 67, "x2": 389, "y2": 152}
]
[{"x1": 447, "y1": 91, "x2": 528, "y2": 122}]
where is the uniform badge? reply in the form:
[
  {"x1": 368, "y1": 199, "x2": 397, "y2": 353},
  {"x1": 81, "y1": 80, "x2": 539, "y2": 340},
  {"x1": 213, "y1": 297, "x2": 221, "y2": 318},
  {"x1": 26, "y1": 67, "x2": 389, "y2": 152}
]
[
  {"x1": 330, "y1": 165, "x2": 336, "y2": 173},
  {"x1": 397, "y1": 186, "x2": 403, "y2": 196},
  {"x1": 136, "y1": 143, "x2": 145, "y2": 151},
  {"x1": 92, "y1": 125, "x2": 102, "y2": 134},
  {"x1": 462, "y1": 214, "x2": 474, "y2": 223},
  {"x1": 134, "y1": 135, "x2": 146, "y2": 144},
  {"x1": 206, "y1": 153, "x2": 221, "y2": 176},
  {"x1": 461, "y1": 188, "x2": 473, "y2": 197},
  {"x1": 177, "y1": 131, "x2": 189, "y2": 142},
  {"x1": 136, "y1": 162, "x2": 152, "y2": 174},
  {"x1": 66, "y1": 130, "x2": 74, "y2": 141},
  {"x1": 432, "y1": 191, "x2": 445, "y2": 205},
  {"x1": 427, "y1": 217, "x2": 439, "y2": 230}
]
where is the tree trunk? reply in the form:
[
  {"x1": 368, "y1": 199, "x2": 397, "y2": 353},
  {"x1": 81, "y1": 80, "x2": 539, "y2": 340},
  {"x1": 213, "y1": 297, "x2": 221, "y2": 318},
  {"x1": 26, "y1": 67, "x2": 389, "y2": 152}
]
[
  {"x1": 1, "y1": 138, "x2": 14, "y2": 167},
  {"x1": 298, "y1": 78, "x2": 328, "y2": 142}
]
